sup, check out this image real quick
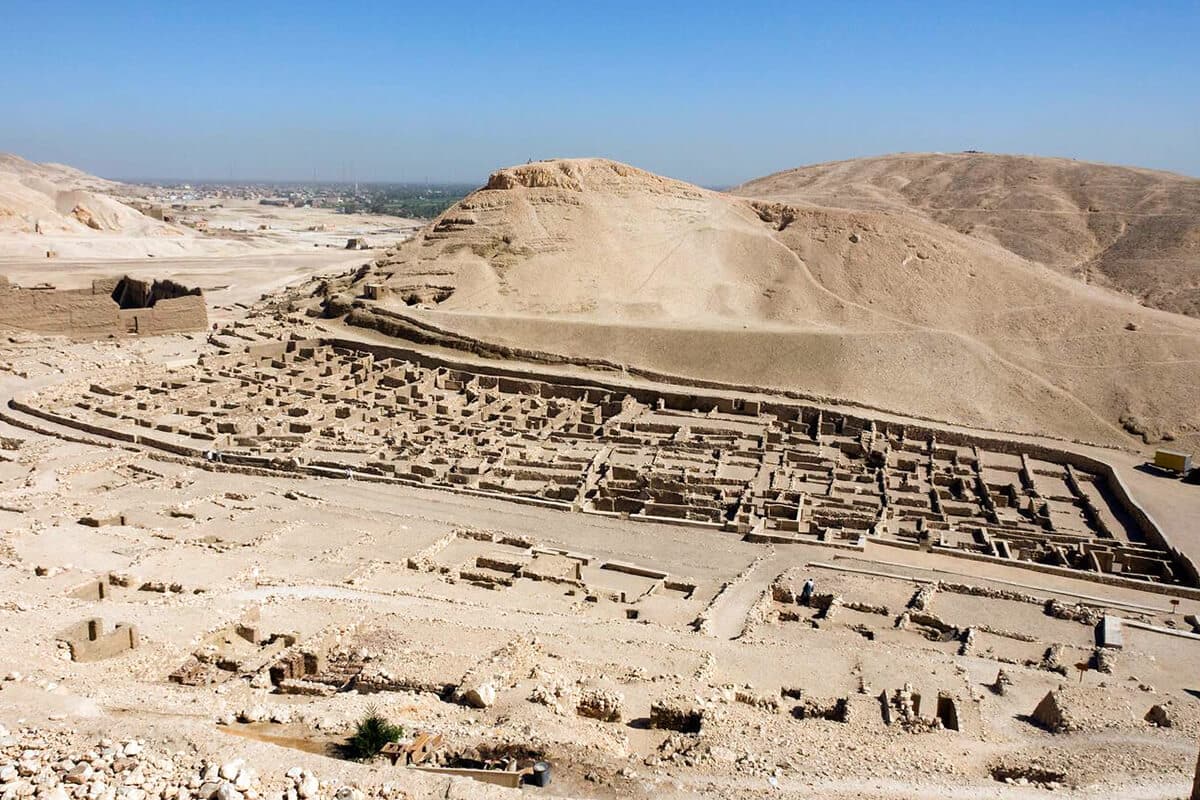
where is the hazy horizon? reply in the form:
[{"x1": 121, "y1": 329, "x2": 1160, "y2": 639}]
[{"x1": 3, "y1": 1, "x2": 1198, "y2": 185}]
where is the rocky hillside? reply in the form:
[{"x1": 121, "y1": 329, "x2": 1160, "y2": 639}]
[
  {"x1": 323, "y1": 158, "x2": 1200, "y2": 449},
  {"x1": 733, "y1": 152, "x2": 1200, "y2": 317}
]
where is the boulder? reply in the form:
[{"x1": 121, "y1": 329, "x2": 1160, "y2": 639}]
[
  {"x1": 296, "y1": 771, "x2": 318, "y2": 799},
  {"x1": 1145, "y1": 704, "x2": 1173, "y2": 727},
  {"x1": 461, "y1": 682, "x2": 496, "y2": 709}
]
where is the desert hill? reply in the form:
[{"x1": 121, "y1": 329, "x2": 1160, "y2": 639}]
[
  {"x1": 0, "y1": 153, "x2": 252, "y2": 259},
  {"x1": 324, "y1": 157, "x2": 1200, "y2": 450},
  {"x1": 0, "y1": 153, "x2": 168, "y2": 237},
  {"x1": 733, "y1": 152, "x2": 1200, "y2": 317}
]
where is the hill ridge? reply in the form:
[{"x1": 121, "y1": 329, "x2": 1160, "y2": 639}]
[
  {"x1": 733, "y1": 152, "x2": 1200, "y2": 317},
  {"x1": 309, "y1": 156, "x2": 1200, "y2": 451}
]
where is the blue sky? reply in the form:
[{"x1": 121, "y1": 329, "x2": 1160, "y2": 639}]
[{"x1": 1, "y1": 1, "x2": 1197, "y2": 185}]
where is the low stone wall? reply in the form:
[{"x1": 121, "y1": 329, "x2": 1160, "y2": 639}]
[
  {"x1": 57, "y1": 618, "x2": 139, "y2": 662},
  {"x1": 340, "y1": 304, "x2": 1125, "y2": 451},
  {"x1": 0, "y1": 285, "x2": 119, "y2": 337},
  {"x1": 121, "y1": 294, "x2": 207, "y2": 335}
]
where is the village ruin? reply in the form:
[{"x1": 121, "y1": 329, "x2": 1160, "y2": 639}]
[
  {"x1": 1, "y1": 153, "x2": 1199, "y2": 800},
  {"x1": 18, "y1": 339, "x2": 1193, "y2": 592},
  {"x1": 2, "y1": 311, "x2": 1198, "y2": 798}
]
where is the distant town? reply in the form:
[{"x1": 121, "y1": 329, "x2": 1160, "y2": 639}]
[{"x1": 137, "y1": 181, "x2": 474, "y2": 220}]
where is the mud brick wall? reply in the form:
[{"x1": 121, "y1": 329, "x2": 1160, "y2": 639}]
[
  {"x1": 0, "y1": 276, "x2": 207, "y2": 338},
  {"x1": 0, "y1": 284, "x2": 119, "y2": 337},
  {"x1": 121, "y1": 294, "x2": 208, "y2": 335},
  {"x1": 59, "y1": 618, "x2": 139, "y2": 662}
]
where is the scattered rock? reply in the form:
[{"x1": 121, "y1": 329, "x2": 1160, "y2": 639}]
[
  {"x1": 461, "y1": 682, "x2": 496, "y2": 709},
  {"x1": 1145, "y1": 704, "x2": 1172, "y2": 727}
]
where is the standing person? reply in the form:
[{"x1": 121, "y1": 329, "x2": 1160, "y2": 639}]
[{"x1": 800, "y1": 577, "x2": 815, "y2": 606}]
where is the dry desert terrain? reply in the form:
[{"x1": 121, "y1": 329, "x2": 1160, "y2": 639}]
[{"x1": 0, "y1": 153, "x2": 1198, "y2": 800}]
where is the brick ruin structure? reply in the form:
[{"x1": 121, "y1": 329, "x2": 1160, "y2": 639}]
[
  {"x1": 17, "y1": 338, "x2": 1197, "y2": 592},
  {"x1": 56, "y1": 617, "x2": 139, "y2": 662},
  {"x1": 0, "y1": 275, "x2": 207, "y2": 337}
]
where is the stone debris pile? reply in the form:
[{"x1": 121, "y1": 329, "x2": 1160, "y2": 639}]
[{"x1": 0, "y1": 728, "x2": 400, "y2": 800}]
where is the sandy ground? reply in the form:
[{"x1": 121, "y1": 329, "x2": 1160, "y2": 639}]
[
  {"x1": 0, "y1": 177, "x2": 419, "y2": 323},
  {"x1": 0, "y1": 153, "x2": 420, "y2": 261},
  {"x1": 1, "y1": 381, "x2": 1199, "y2": 798}
]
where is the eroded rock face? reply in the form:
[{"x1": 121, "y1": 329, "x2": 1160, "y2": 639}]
[
  {"x1": 484, "y1": 159, "x2": 667, "y2": 193},
  {"x1": 71, "y1": 204, "x2": 103, "y2": 230}
]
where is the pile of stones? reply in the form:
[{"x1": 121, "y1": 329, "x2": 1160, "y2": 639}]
[{"x1": 0, "y1": 727, "x2": 400, "y2": 800}]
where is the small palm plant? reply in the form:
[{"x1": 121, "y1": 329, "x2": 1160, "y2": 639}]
[{"x1": 346, "y1": 707, "x2": 404, "y2": 761}]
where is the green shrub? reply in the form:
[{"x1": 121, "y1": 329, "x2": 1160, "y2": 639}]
[{"x1": 346, "y1": 708, "x2": 404, "y2": 760}]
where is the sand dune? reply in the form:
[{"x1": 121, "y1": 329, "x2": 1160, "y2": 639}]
[
  {"x1": 327, "y1": 158, "x2": 1200, "y2": 450},
  {"x1": 733, "y1": 152, "x2": 1200, "y2": 317}
]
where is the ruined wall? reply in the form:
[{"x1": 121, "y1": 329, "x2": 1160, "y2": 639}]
[
  {"x1": 0, "y1": 275, "x2": 207, "y2": 338},
  {"x1": 120, "y1": 294, "x2": 208, "y2": 335},
  {"x1": 57, "y1": 618, "x2": 139, "y2": 662},
  {"x1": 110, "y1": 277, "x2": 201, "y2": 309},
  {"x1": 0, "y1": 280, "x2": 120, "y2": 337},
  {"x1": 303, "y1": 336, "x2": 1197, "y2": 589}
]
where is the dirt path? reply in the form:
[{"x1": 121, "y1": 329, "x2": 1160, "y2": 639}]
[{"x1": 705, "y1": 549, "x2": 790, "y2": 639}]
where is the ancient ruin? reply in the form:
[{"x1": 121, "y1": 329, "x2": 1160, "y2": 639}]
[
  {"x1": 17, "y1": 339, "x2": 1194, "y2": 593},
  {"x1": 2, "y1": 140, "x2": 1199, "y2": 799},
  {"x1": 55, "y1": 617, "x2": 139, "y2": 662},
  {"x1": 0, "y1": 275, "x2": 207, "y2": 338}
]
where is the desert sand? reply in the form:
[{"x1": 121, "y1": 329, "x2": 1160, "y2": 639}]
[{"x1": 0, "y1": 153, "x2": 1198, "y2": 800}]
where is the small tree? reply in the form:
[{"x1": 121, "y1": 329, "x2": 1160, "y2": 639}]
[{"x1": 346, "y1": 708, "x2": 404, "y2": 761}]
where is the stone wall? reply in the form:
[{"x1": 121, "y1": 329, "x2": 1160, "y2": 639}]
[
  {"x1": 0, "y1": 279, "x2": 119, "y2": 337},
  {"x1": 120, "y1": 295, "x2": 208, "y2": 335},
  {"x1": 305, "y1": 335, "x2": 1196, "y2": 588},
  {"x1": 0, "y1": 275, "x2": 206, "y2": 338},
  {"x1": 57, "y1": 618, "x2": 139, "y2": 662}
]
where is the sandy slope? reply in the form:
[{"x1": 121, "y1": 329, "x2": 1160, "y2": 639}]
[
  {"x1": 0, "y1": 152, "x2": 208, "y2": 259},
  {"x1": 0, "y1": 153, "x2": 170, "y2": 235},
  {"x1": 337, "y1": 158, "x2": 1200, "y2": 449},
  {"x1": 733, "y1": 152, "x2": 1200, "y2": 317},
  {"x1": 0, "y1": 154, "x2": 421, "y2": 261}
]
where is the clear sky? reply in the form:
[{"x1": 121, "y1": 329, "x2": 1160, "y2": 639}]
[{"x1": 1, "y1": 0, "x2": 1197, "y2": 185}]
